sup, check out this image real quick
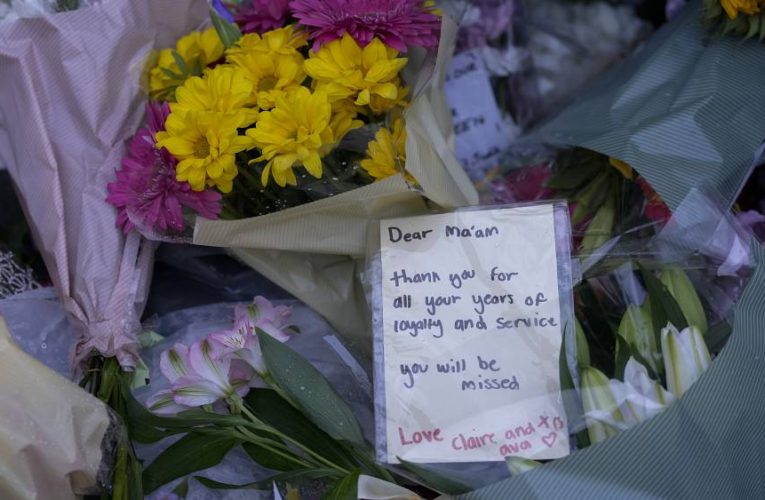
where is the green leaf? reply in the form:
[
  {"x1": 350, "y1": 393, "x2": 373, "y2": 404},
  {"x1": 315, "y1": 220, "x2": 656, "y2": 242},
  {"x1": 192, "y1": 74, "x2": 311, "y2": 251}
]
[
  {"x1": 194, "y1": 468, "x2": 341, "y2": 490},
  {"x1": 172, "y1": 478, "x2": 189, "y2": 498},
  {"x1": 322, "y1": 469, "x2": 360, "y2": 500},
  {"x1": 258, "y1": 331, "x2": 365, "y2": 446},
  {"x1": 639, "y1": 263, "x2": 688, "y2": 345},
  {"x1": 704, "y1": 320, "x2": 732, "y2": 355},
  {"x1": 210, "y1": 8, "x2": 242, "y2": 49},
  {"x1": 160, "y1": 67, "x2": 184, "y2": 81},
  {"x1": 143, "y1": 431, "x2": 241, "y2": 493},
  {"x1": 242, "y1": 441, "x2": 306, "y2": 472},
  {"x1": 244, "y1": 389, "x2": 356, "y2": 470},
  {"x1": 747, "y1": 14, "x2": 760, "y2": 38},
  {"x1": 171, "y1": 50, "x2": 189, "y2": 76},
  {"x1": 545, "y1": 159, "x2": 601, "y2": 190},
  {"x1": 397, "y1": 458, "x2": 471, "y2": 495}
]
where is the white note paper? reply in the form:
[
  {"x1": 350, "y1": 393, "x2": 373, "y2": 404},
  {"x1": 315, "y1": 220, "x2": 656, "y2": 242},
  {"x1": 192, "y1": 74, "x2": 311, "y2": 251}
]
[
  {"x1": 377, "y1": 205, "x2": 571, "y2": 463},
  {"x1": 445, "y1": 49, "x2": 518, "y2": 181}
]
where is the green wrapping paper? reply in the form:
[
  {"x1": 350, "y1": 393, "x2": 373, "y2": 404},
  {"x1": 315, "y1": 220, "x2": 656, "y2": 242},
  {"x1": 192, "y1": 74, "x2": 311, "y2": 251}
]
[
  {"x1": 464, "y1": 245, "x2": 765, "y2": 499},
  {"x1": 463, "y1": 1, "x2": 765, "y2": 497},
  {"x1": 526, "y1": 0, "x2": 765, "y2": 211}
]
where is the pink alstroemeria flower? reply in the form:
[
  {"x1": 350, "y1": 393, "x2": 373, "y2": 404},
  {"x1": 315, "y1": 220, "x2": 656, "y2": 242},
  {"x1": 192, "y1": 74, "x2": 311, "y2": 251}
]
[
  {"x1": 172, "y1": 339, "x2": 254, "y2": 408},
  {"x1": 233, "y1": 296, "x2": 296, "y2": 342}
]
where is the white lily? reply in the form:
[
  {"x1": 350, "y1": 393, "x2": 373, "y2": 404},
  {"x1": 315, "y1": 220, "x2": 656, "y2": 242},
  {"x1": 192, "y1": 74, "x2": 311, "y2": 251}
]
[
  {"x1": 608, "y1": 358, "x2": 675, "y2": 427},
  {"x1": 661, "y1": 323, "x2": 711, "y2": 398},
  {"x1": 580, "y1": 366, "x2": 624, "y2": 443}
]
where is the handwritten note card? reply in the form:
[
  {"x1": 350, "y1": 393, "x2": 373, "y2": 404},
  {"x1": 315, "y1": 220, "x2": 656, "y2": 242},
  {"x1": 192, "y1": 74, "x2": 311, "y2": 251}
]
[
  {"x1": 445, "y1": 49, "x2": 518, "y2": 181},
  {"x1": 378, "y1": 205, "x2": 571, "y2": 463}
]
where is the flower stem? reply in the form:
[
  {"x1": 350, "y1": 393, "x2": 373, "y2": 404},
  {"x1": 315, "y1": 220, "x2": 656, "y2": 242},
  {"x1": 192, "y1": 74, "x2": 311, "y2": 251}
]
[
  {"x1": 236, "y1": 401, "x2": 351, "y2": 476},
  {"x1": 235, "y1": 426, "x2": 313, "y2": 470}
]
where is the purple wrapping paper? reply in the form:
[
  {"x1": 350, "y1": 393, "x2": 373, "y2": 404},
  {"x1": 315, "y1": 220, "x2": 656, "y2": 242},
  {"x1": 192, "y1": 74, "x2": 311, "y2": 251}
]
[{"x1": 0, "y1": 0, "x2": 209, "y2": 369}]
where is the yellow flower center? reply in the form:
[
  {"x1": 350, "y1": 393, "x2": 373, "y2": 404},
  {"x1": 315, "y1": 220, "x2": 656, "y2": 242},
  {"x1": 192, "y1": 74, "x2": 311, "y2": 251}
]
[
  {"x1": 258, "y1": 75, "x2": 279, "y2": 92},
  {"x1": 194, "y1": 137, "x2": 211, "y2": 158}
]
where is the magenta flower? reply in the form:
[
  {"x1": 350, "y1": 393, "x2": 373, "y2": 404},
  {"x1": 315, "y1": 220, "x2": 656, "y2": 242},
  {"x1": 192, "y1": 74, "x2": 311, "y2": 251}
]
[
  {"x1": 229, "y1": 0, "x2": 291, "y2": 34},
  {"x1": 289, "y1": 0, "x2": 441, "y2": 52},
  {"x1": 106, "y1": 102, "x2": 221, "y2": 235}
]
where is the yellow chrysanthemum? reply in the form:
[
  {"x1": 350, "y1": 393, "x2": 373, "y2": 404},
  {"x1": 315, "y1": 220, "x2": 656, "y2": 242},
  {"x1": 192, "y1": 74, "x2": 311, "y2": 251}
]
[
  {"x1": 171, "y1": 66, "x2": 259, "y2": 126},
  {"x1": 246, "y1": 87, "x2": 356, "y2": 187},
  {"x1": 361, "y1": 118, "x2": 407, "y2": 180},
  {"x1": 720, "y1": 0, "x2": 764, "y2": 19},
  {"x1": 156, "y1": 112, "x2": 250, "y2": 193},
  {"x1": 227, "y1": 51, "x2": 306, "y2": 110},
  {"x1": 369, "y1": 82, "x2": 410, "y2": 115},
  {"x1": 149, "y1": 28, "x2": 224, "y2": 99},
  {"x1": 304, "y1": 34, "x2": 408, "y2": 110},
  {"x1": 226, "y1": 26, "x2": 307, "y2": 59}
]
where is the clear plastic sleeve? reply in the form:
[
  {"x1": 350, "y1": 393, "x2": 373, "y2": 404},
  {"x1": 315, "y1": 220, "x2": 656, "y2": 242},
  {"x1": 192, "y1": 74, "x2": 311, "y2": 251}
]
[{"x1": 366, "y1": 202, "x2": 575, "y2": 469}]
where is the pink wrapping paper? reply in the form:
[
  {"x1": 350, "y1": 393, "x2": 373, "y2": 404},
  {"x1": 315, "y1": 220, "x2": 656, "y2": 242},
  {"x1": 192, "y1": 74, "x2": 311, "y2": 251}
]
[{"x1": 0, "y1": 0, "x2": 209, "y2": 369}]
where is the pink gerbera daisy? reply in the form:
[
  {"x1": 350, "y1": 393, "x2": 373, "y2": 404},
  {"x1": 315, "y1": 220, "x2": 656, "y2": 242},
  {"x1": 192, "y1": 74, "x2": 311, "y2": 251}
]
[
  {"x1": 107, "y1": 102, "x2": 222, "y2": 235},
  {"x1": 229, "y1": 0, "x2": 291, "y2": 34},
  {"x1": 289, "y1": 0, "x2": 441, "y2": 52}
]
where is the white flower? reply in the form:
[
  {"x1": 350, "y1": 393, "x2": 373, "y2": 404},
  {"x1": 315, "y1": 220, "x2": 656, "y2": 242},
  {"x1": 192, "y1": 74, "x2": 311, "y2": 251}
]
[{"x1": 661, "y1": 324, "x2": 711, "y2": 398}]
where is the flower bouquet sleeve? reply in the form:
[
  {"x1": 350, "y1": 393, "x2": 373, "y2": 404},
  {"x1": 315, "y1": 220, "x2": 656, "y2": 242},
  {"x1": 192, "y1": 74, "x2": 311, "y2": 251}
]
[{"x1": 0, "y1": 0, "x2": 209, "y2": 368}]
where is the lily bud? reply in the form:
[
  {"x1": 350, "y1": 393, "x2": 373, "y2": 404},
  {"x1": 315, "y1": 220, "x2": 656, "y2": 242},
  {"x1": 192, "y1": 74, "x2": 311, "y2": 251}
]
[
  {"x1": 575, "y1": 317, "x2": 590, "y2": 368},
  {"x1": 579, "y1": 199, "x2": 615, "y2": 254},
  {"x1": 659, "y1": 267, "x2": 708, "y2": 334},
  {"x1": 580, "y1": 366, "x2": 624, "y2": 443},
  {"x1": 617, "y1": 304, "x2": 661, "y2": 375},
  {"x1": 661, "y1": 324, "x2": 711, "y2": 398}
]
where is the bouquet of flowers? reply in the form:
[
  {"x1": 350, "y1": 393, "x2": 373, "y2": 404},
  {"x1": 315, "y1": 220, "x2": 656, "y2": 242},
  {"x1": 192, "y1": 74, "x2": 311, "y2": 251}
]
[
  {"x1": 703, "y1": 0, "x2": 765, "y2": 39},
  {"x1": 106, "y1": 0, "x2": 476, "y2": 353},
  {"x1": 484, "y1": 147, "x2": 671, "y2": 255}
]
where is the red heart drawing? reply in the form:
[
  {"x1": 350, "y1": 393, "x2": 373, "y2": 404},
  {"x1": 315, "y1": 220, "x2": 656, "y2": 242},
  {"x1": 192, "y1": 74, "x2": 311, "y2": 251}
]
[{"x1": 542, "y1": 432, "x2": 557, "y2": 448}]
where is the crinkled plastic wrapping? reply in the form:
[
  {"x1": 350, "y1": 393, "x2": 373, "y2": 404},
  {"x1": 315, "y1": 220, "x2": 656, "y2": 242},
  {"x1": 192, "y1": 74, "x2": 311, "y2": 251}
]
[
  {"x1": 188, "y1": 15, "x2": 478, "y2": 358},
  {"x1": 364, "y1": 203, "x2": 575, "y2": 483},
  {"x1": 462, "y1": 197, "x2": 762, "y2": 499},
  {"x1": 0, "y1": 0, "x2": 210, "y2": 368},
  {"x1": 0, "y1": 316, "x2": 112, "y2": 499},
  {"x1": 524, "y1": 0, "x2": 765, "y2": 212},
  {"x1": 133, "y1": 300, "x2": 376, "y2": 500}
]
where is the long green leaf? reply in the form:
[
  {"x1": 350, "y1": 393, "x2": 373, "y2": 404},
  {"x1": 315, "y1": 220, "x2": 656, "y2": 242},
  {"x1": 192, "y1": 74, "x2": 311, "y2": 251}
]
[
  {"x1": 242, "y1": 441, "x2": 306, "y2": 472},
  {"x1": 210, "y1": 8, "x2": 242, "y2": 49},
  {"x1": 258, "y1": 331, "x2": 365, "y2": 446},
  {"x1": 397, "y1": 458, "x2": 471, "y2": 495},
  {"x1": 194, "y1": 468, "x2": 341, "y2": 490},
  {"x1": 142, "y1": 432, "x2": 241, "y2": 493},
  {"x1": 322, "y1": 469, "x2": 360, "y2": 500},
  {"x1": 245, "y1": 389, "x2": 357, "y2": 470}
]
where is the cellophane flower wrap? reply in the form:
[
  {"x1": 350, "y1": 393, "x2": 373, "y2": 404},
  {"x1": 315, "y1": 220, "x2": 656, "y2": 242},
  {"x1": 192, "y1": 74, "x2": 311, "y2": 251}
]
[
  {"x1": 0, "y1": 0, "x2": 211, "y2": 369},
  {"x1": 109, "y1": 0, "x2": 476, "y2": 354}
]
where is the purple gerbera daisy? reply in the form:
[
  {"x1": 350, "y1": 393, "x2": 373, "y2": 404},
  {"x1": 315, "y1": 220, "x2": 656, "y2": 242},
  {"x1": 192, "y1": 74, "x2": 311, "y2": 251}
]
[
  {"x1": 229, "y1": 0, "x2": 291, "y2": 34},
  {"x1": 107, "y1": 102, "x2": 222, "y2": 235},
  {"x1": 289, "y1": 0, "x2": 441, "y2": 52}
]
